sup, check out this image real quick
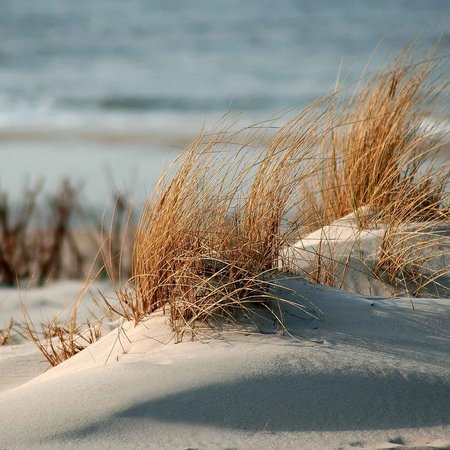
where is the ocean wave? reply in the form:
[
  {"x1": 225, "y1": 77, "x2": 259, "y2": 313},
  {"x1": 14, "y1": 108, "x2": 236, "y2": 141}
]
[{"x1": 60, "y1": 94, "x2": 299, "y2": 113}]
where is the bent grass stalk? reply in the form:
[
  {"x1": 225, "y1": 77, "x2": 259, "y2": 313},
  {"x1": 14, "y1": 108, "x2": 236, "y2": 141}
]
[
  {"x1": 20, "y1": 47, "x2": 450, "y2": 365},
  {"x1": 0, "y1": 318, "x2": 13, "y2": 346},
  {"x1": 19, "y1": 303, "x2": 102, "y2": 367},
  {"x1": 109, "y1": 48, "x2": 449, "y2": 340}
]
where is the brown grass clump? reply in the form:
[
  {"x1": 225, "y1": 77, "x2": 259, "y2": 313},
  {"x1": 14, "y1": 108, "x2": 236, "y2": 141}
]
[
  {"x1": 375, "y1": 221, "x2": 449, "y2": 297},
  {"x1": 302, "y1": 49, "x2": 449, "y2": 229},
  {"x1": 17, "y1": 269, "x2": 106, "y2": 366},
  {"x1": 0, "y1": 318, "x2": 13, "y2": 346},
  {"x1": 0, "y1": 179, "x2": 85, "y2": 286},
  {"x1": 0, "y1": 182, "x2": 41, "y2": 284},
  {"x1": 17, "y1": 48, "x2": 450, "y2": 364},
  {"x1": 100, "y1": 49, "x2": 449, "y2": 339},
  {"x1": 0, "y1": 179, "x2": 136, "y2": 287},
  {"x1": 111, "y1": 110, "x2": 327, "y2": 339},
  {"x1": 98, "y1": 191, "x2": 136, "y2": 285},
  {"x1": 287, "y1": 48, "x2": 449, "y2": 293},
  {"x1": 19, "y1": 301, "x2": 102, "y2": 367},
  {"x1": 16, "y1": 192, "x2": 135, "y2": 366}
]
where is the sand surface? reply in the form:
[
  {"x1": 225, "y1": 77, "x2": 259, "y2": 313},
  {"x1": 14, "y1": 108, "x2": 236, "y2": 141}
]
[
  {"x1": 0, "y1": 278, "x2": 449, "y2": 449},
  {"x1": 281, "y1": 215, "x2": 450, "y2": 299}
]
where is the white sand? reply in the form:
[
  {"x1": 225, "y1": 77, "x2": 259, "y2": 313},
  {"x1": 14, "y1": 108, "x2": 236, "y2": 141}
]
[
  {"x1": 0, "y1": 277, "x2": 449, "y2": 449},
  {"x1": 0, "y1": 279, "x2": 113, "y2": 332},
  {"x1": 0, "y1": 218, "x2": 448, "y2": 449},
  {"x1": 0, "y1": 279, "x2": 114, "y2": 391},
  {"x1": 280, "y1": 214, "x2": 450, "y2": 299}
]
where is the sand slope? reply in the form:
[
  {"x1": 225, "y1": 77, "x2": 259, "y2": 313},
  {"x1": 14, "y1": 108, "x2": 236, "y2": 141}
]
[
  {"x1": 280, "y1": 215, "x2": 450, "y2": 299},
  {"x1": 0, "y1": 279, "x2": 449, "y2": 449}
]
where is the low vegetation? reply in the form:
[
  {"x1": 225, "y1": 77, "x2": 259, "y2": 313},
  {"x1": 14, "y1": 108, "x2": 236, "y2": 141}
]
[
  {"x1": 304, "y1": 51, "x2": 449, "y2": 228},
  {"x1": 0, "y1": 318, "x2": 13, "y2": 346},
  {"x1": 9, "y1": 47, "x2": 449, "y2": 363},
  {"x1": 0, "y1": 180, "x2": 84, "y2": 286},
  {"x1": 112, "y1": 48, "x2": 448, "y2": 339},
  {"x1": 17, "y1": 286, "x2": 103, "y2": 366},
  {"x1": 0, "y1": 181, "x2": 135, "y2": 287}
]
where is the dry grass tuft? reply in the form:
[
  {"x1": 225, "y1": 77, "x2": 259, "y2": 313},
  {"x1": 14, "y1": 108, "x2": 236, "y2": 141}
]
[
  {"x1": 0, "y1": 180, "x2": 137, "y2": 287},
  {"x1": 19, "y1": 304, "x2": 102, "y2": 367},
  {"x1": 0, "y1": 318, "x2": 13, "y2": 346},
  {"x1": 287, "y1": 48, "x2": 449, "y2": 292},
  {"x1": 110, "y1": 110, "x2": 328, "y2": 339},
  {"x1": 16, "y1": 191, "x2": 135, "y2": 366},
  {"x1": 375, "y1": 221, "x2": 449, "y2": 297},
  {"x1": 98, "y1": 191, "x2": 136, "y2": 285},
  {"x1": 0, "y1": 179, "x2": 85, "y2": 286},
  {"x1": 100, "y1": 49, "x2": 449, "y2": 339},
  {"x1": 16, "y1": 48, "x2": 450, "y2": 364},
  {"x1": 18, "y1": 274, "x2": 105, "y2": 366},
  {"x1": 302, "y1": 49, "x2": 449, "y2": 229}
]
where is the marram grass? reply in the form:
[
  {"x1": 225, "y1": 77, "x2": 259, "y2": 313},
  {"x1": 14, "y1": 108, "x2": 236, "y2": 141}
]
[{"x1": 20, "y1": 47, "x2": 450, "y2": 363}]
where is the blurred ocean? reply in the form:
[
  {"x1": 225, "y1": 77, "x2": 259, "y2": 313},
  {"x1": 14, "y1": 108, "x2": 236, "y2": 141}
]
[{"x1": 0, "y1": 0, "x2": 449, "y2": 206}]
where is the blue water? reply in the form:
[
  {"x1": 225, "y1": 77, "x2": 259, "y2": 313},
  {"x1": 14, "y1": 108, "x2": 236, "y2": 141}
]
[{"x1": 0, "y1": 0, "x2": 449, "y2": 205}]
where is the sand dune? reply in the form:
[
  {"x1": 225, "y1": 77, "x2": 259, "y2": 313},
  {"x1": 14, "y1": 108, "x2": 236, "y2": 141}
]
[
  {"x1": 280, "y1": 214, "x2": 450, "y2": 299},
  {"x1": 0, "y1": 278, "x2": 449, "y2": 449}
]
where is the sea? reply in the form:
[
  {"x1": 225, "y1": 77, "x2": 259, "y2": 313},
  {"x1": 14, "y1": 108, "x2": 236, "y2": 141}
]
[{"x1": 0, "y1": 0, "x2": 449, "y2": 208}]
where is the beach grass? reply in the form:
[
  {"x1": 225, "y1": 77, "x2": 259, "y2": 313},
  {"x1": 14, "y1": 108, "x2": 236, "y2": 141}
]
[
  {"x1": 0, "y1": 179, "x2": 84, "y2": 287},
  {"x1": 109, "y1": 48, "x2": 448, "y2": 338},
  {"x1": 19, "y1": 290, "x2": 103, "y2": 366},
  {"x1": 301, "y1": 49, "x2": 449, "y2": 229},
  {"x1": 0, "y1": 318, "x2": 13, "y2": 346},
  {"x1": 18, "y1": 47, "x2": 450, "y2": 361}
]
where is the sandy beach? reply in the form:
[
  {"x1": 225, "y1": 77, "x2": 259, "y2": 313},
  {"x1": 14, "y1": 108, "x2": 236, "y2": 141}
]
[
  {"x1": 1, "y1": 276, "x2": 449, "y2": 449},
  {"x1": 1, "y1": 3, "x2": 450, "y2": 448}
]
